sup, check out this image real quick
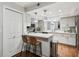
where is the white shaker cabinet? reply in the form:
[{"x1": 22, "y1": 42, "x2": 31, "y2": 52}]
[
  {"x1": 26, "y1": 14, "x2": 31, "y2": 26},
  {"x1": 43, "y1": 20, "x2": 52, "y2": 32},
  {"x1": 67, "y1": 34, "x2": 76, "y2": 46},
  {"x1": 41, "y1": 41, "x2": 50, "y2": 57},
  {"x1": 60, "y1": 16, "x2": 75, "y2": 31},
  {"x1": 53, "y1": 34, "x2": 76, "y2": 46}
]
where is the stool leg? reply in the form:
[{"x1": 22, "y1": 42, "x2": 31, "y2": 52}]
[
  {"x1": 33, "y1": 45, "x2": 37, "y2": 56},
  {"x1": 35, "y1": 45, "x2": 37, "y2": 55},
  {"x1": 29, "y1": 45, "x2": 32, "y2": 57},
  {"x1": 26, "y1": 43, "x2": 30, "y2": 56},
  {"x1": 28, "y1": 44, "x2": 31, "y2": 57},
  {"x1": 31, "y1": 45, "x2": 34, "y2": 57},
  {"x1": 33, "y1": 45, "x2": 35, "y2": 56},
  {"x1": 26, "y1": 44, "x2": 28, "y2": 56},
  {"x1": 20, "y1": 42, "x2": 24, "y2": 56},
  {"x1": 40, "y1": 43, "x2": 42, "y2": 56}
]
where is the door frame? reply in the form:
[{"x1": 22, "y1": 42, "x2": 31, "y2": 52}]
[{"x1": 3, "y1": 5, "x2": 24, "y2": 57}]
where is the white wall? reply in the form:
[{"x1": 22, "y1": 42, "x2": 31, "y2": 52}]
[
  {"x1": 0, "y1": 3, "x2": 3, "y2": 57},
  {"x1": 0, "y1": 2, "x2": 24, "y2": 57}
]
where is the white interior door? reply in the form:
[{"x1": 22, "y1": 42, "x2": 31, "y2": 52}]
[{"x1": 3, "y1": 6, "x2": 23, "y2": 57}]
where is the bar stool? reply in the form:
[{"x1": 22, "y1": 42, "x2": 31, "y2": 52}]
[
  {"x1": 28, "y1": 36, "x2": 42, "y2": 56},
  {"x1": 21, "y1": 35, "x2": 30, "y2": 56}
]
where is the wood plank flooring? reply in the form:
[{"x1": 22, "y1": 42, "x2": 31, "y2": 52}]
[{"x1": 13, "y1": 51, "x2": 40, "y2": 57}]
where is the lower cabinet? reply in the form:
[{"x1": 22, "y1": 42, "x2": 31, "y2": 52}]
[
  {"x1": 57, "y1": 43, "x2": 78, "y2": 57},
  {"x1": 41, "y1": 42, "x2": 78, "y2": 57},
  {"x1": 41, "y1": 41, "x2": 50, "y2": 57},
  {"x1": 52, "y1": 43, "x2": 58, "y2": 57},
  {"x1": 53, "y1": 34, "x2": 78, "y2": 57},
  {"x1": 53, "y1": 34, "x2": 76, "y2": 46}
]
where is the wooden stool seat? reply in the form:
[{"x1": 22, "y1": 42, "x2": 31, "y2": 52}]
[
  {"x1": 28, "y1": 36, "x2": 42, "y2": 56},
  {"x1": 28, "y1": 40, "x2": 41, "y2": 45},
  {"x1": 21, "y1": 36, "x2": 42, "y2": 56},
  {"x1": 22, "y1": 35, "x2": 28, "y2": 43},
  {"x1": 21, "y1": 35, "x2": 30, "y2": 56}
]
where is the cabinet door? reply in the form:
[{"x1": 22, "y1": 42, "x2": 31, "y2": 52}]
[
  {"x1": 41, "y1": 41, "x2": 50, "y2": 57},
  {"x1": 44, "y1": 20, "x2": 52, "y2": 32},
  {"x1": 68, "y1": 35, "x2": 76, "y2": 46},
  {"x1": 76, "y1": 16, "x2": 79, "y2": 34},
  {"x1": 53, "y1": 34, "x2": 65, "y2": 43},
  {"x1": 58, "y1": 43, "x2": 77, "y2": 57},
  {"x1": 26, "y1": 14, "x2": 31, "y2": 26},
  {"x1": 38, "y1": 20, "x2": 44, "y2": 32},
  {"x1": 53, "y1": 34, "x2": 76, "y2": 46},
  {"x1": 60, "y1": 17, "x2": 75, "y2": 30},
  {"x1": 53, "y1": 34, "x2": 60, "y2": 43},
  {"x1": 47, "y1": 21, "x2": 51, "y2": 30}
]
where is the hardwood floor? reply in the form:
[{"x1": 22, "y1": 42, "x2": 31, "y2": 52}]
[{"x1": 13, "y1": 51, "x2": 40, "y2": 57}]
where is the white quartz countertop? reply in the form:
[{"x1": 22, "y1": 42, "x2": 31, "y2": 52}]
[
  {"x1": 54, "y1": 30, "x2": 77, "y2": 35},
  {"x1": 25, "y1": 33, "x2": 53, "y2": 39}
]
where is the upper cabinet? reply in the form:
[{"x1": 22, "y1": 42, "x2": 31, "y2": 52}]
[
  {"x1": 37, "y1": 20, "x2": 59, "y2": 32},
  {"x1": 35, "y1": 20, "x2": 52, "y2": 32},
  {"x1": 26, "y1": 14, "x2": 31, "y2": 26},
  {"x1": 43, "y1": 20, "x2": 52, "y2": 32},
  {"x1": 75, "y1": 15, "x2": 79, "y2": 34},
  {"x1": 60, "y1": 16, "x2": 76, "y2": 33}
]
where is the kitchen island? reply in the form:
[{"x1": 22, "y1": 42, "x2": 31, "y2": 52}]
[
  {"x1": 23, "y1": 31, "x2": 79, "y2": 57},
  {"x1": 23, "y1": 33, "x2": 53, "y2": 57}
]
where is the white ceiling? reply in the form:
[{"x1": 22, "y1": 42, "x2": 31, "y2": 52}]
[
  {"x1": 26, "y1": 2, "x2": 79, "y2": 18},
  {"x1": 15, "y1": 2, "x2": 54, "y2": 11},
  {"x1": 15, "y1": 2, "x2": 54, "y2": 8},
  {"x1": 15, "y1": 2, "x2": 38, "y2": 7}
]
